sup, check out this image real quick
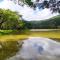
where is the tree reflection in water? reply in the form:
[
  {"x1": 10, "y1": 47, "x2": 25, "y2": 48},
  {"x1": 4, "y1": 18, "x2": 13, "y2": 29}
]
[{"x1": 0, "y1": 41, "x2": 23, "y2": 60}]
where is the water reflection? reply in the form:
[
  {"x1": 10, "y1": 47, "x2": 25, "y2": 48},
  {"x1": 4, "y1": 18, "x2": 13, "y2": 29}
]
[
  {"x1": 8, "y1": 37, "x2": 60, "y2": 60},
  {"x1": 0, "y1": 41, "x2": 22, "y2": 60}
]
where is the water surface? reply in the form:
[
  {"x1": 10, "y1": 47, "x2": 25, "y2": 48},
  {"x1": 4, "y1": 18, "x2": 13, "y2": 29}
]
[{"x1": 8, "y1": 37, "x2": 60, "y2": 60}]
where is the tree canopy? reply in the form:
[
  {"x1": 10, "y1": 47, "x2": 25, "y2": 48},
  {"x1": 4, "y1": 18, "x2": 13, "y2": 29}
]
[
  {"x1": 22, "y1": 0, "x2": 60, "y2": 13},
  {"x1": 0, "y1": 9, "x2": 25, "y2": 30}
]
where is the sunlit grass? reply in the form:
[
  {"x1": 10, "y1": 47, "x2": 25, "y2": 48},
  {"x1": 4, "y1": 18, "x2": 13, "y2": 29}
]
[
  {"x1": 0, "y1": 35, "x2": 28, "y2": 41},
  {"x1": 0, "y1": 30, "x2": 60, "y2": 41},
  {"x1": 30, "y1": 30, "x2": 60, "y2": 39}
]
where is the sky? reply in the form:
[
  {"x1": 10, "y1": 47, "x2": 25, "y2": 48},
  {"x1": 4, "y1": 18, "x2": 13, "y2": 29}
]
[{"x1": 0, "y1": 0, "x2": 59, "y2": 21}]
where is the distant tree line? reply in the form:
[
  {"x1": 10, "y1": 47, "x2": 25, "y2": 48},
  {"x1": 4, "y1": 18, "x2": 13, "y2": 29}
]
[{"x1": 25, "y1": 15, "x2": 60, "y2": 29}]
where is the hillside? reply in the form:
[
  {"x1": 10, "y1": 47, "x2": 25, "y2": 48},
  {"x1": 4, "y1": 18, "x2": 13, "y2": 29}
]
[{"x1": 25, "y1": 15, "x2": 60, "y2": 29}]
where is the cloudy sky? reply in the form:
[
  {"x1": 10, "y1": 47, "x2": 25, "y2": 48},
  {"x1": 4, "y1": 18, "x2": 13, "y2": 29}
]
[{"x1": 0, "y1": 0, "x2": 59, "y2": 21}]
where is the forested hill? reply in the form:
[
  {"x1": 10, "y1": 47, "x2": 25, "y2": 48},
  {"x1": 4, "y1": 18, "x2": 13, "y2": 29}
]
[{"x1": 25, "y1": 15, "x2": 60, "y2": 29}]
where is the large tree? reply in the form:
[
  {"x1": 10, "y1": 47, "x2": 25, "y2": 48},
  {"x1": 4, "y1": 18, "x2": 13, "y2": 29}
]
[{"x1": 0, "y1": 9, "x2": 25, "y2": 30}]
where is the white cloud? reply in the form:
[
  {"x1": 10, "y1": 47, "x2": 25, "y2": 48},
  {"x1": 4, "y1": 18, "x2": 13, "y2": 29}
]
[
  {"x1": 0, "y1": 0, "x2": 59, "y2": 21},
  {"x1": 22, "y1": 7, "x2": 58, "y2": 21}
]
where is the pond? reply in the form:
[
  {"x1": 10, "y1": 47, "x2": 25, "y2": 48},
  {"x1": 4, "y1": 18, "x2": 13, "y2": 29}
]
[{"x1": 7, "y1": 37, "x2": 60, "y2": 60}]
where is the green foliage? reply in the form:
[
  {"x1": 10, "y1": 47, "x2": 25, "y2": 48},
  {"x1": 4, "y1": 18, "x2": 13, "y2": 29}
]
[
  {"x1": 25, "y1": 0, "x2": 33, "y2": 7},
  {"x1": 0, "y1": 9, "x2": 25, "y2": 30}
]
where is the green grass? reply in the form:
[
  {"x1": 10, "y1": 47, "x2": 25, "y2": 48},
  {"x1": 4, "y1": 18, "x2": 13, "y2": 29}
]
[
  {"x1": 30, "y1": 30, "x2": 60, "y2": 41},
  {"x1": 0, "y1": 30, "x2": 29, "y2": 41},
  {"x1": 0, "y1": 35, "x2": 28, "y2": 41},
  {"x1": 30, "y1": 30, "x2": 60, "y2": 38},
  {"x1": 0, "y1": 30, "x2": 60, "y2": 41},
  {"x1": 0, "y1": 30, "x2": 23, "y2": 35}
]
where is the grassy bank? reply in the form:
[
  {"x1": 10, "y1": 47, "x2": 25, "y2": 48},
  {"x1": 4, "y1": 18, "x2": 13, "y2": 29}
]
[
  {"x1": 30, "y1": 30, "x2": 60, "y2": 38},
  {"x1": 30, "y1": 29, "x2": 60, "y2": 41},
  {"x1": 0, "y1": 30, "x2": 60, "y2": 41},
  {"x1": 0, "y1": 35, "x2": 28, "y2": 41},
  {"x1": 0, "y1": 30, "x2": 29, "y2": 41}
]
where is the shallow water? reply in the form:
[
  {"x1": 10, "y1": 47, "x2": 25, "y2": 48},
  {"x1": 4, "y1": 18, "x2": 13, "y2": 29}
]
[{"x1": 8, "y1": 37, "x2": 60, "y2": 60}]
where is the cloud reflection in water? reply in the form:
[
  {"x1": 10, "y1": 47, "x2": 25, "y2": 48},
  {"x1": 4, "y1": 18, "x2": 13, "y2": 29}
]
[{"x1": 8, "y1": 37, "x2": 60, "y2": 60}]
